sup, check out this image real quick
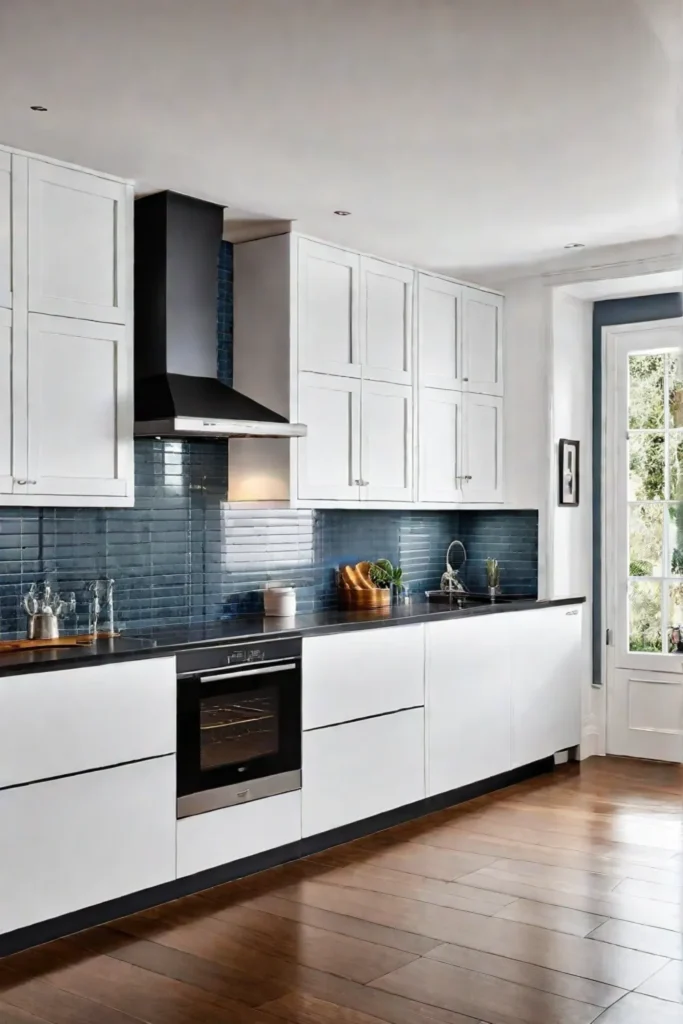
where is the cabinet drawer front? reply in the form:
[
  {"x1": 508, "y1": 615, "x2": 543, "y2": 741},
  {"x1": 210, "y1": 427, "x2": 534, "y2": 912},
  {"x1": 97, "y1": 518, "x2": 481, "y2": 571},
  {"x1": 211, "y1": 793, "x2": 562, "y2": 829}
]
[
  {"x1": 302, "y1": 708, "x2": 425, "y2": 836},
  {"x1": 176, "y1": 791, "x2": 302, "y2": 878},
  {"x1": 303, "y1": 625, "x2": 424, "y2": 730},
  {"x1": 0, "y1": 657, "x2": 176, "y2": 788},
  {"x1": 0, "y1": 756, "x2": 176, "y2": 936}
]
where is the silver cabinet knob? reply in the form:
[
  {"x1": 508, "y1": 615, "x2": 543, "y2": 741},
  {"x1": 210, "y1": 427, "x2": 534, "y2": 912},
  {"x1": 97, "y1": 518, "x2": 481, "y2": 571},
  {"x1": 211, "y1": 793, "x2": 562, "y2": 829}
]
[
  {"x1": 462, "y1": 377, "x2": 469, "y2": 382},
  {"x1": 463, "y1": 475, "x2": 473, "y2": 482},
  {"x1": 14, "y1": 479, "x2": 27, "y2": 486}
]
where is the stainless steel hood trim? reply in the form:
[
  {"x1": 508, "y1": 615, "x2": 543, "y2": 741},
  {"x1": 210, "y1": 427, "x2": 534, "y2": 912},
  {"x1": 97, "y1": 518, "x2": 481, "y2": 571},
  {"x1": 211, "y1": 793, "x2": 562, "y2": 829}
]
[{"x1": 134, "y1": 417, "x2": 307, "y2": 439}]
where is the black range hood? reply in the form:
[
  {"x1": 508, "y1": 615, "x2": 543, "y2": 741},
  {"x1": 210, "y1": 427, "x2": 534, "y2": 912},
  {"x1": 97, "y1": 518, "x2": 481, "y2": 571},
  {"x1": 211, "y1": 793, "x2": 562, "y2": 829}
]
[{"x1": 134, "y1": 191, "x2": 305, "y2": 439}]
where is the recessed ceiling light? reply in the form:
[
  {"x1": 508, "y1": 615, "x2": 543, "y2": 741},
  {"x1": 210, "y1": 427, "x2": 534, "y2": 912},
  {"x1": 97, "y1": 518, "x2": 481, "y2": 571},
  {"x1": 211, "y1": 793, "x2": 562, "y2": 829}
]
[
  {"x1": 564, "y1": 242, "x2": 585, "y2": 249},
  {"x1": 334, "y1": 210, "x2": 351, "y2": 216},
  {"x1": 30, "y1": 105, "x2": 48, "y2": 112}
]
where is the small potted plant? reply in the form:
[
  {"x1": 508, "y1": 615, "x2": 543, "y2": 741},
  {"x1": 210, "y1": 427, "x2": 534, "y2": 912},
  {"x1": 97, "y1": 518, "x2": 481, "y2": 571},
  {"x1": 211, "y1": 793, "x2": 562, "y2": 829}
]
[
  {"x1": 486, "y1": 558, "x2": 501, "y2": 600},
  {"x1": 369, "y1": 559, "x2": 406, "y2": 603}
]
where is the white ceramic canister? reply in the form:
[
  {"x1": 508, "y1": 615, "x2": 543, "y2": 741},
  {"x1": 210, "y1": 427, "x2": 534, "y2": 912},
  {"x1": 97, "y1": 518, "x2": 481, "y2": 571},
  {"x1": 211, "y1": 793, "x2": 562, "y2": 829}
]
[{"x1": 263, "y1": 584, "x2": 297, "y2": 617}]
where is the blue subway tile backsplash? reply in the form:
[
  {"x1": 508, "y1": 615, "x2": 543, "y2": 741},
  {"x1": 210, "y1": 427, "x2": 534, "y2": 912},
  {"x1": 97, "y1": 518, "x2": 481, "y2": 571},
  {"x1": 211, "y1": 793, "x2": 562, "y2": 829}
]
[{"x1": 0, "y1": 240, "x2": 538, "y2": 637}]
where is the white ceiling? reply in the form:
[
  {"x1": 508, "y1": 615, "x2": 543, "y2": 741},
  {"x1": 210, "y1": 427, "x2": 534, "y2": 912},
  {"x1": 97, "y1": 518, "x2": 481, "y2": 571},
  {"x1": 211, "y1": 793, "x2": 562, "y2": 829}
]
[{"x1": 0, "y1": 0, "x2": 679, "y2": 273}]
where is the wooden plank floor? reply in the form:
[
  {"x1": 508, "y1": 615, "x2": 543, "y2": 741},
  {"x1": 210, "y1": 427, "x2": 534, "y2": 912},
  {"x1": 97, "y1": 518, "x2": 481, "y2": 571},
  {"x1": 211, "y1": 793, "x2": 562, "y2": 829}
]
[{"x1": 2, "y1": 757, "x2": 683, "y2": 1024}]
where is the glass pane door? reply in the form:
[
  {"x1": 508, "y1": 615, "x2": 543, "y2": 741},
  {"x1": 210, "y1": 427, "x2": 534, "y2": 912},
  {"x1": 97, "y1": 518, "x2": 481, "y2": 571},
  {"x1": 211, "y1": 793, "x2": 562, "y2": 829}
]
[
  {"x1": 627, "y1": 351, "x2": 683, "y2": 654},
  {"x1": 200, "y1": 686, "x2": 280, "y2": 771}
]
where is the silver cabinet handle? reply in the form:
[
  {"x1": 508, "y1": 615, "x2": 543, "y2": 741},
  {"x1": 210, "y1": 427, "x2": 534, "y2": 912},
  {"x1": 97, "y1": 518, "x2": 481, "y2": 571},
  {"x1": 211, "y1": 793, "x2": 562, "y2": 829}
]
[
  {"x1": 28, "y1": 480, "x2": 36, "y2": 485},
  {"x1": 463, "y1": 377, "x2": 469, "y2": 382},
  {"x1": 463, "y1": 475, "x2": 473, "y2": 482},
  {"x1": 361, "y1": 480, "x2": 369, "y2": 486},
  {"x1": 354, "y1": 479, "x2": 361, "y2": 486},
  {"x1": 14, "y1": 479, "x2": 27, "y2": 486}
]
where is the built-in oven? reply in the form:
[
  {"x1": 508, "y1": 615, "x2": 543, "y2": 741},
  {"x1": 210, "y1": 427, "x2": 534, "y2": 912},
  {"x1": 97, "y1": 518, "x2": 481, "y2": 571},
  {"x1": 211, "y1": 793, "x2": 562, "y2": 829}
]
[{"x1": 176, "y1": 636, "x2": 301, "y2": 818}]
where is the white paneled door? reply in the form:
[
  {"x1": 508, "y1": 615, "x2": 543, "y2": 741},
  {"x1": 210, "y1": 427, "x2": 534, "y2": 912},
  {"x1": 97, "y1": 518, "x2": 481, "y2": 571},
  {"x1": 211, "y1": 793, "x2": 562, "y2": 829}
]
[
  {"x1": 605, "y1": 320, "x2": 683, "y2": 760},
  {"x1": 27, "y1": 159, "x2": 128, "y2": 323},
  {"x1": 417, "y1": 274, "x2": 463, "y2": 390},
  {"x1": 0, "y1": 150, "x2": 11, "y2": 309},
  {"x1": 361, "y1": 379, "x2": 413, "y2": 502},
  {"x1": 419, "y1": 388, "x2": 463, "y2": 503},
  {"x1": 462, "y1": 287, "x2": 504, "y2": 396},
  {"x1": 462, "y1": 392, "x2": 503, "y2": 502},
  {"x1": 297, "y1": 372, "x2": 361, "y2": 500},
  {"x1": 360, "y1": 257, "x2": 413, "y2": 384},
  {"x1": 297, "y1": 239, "x2": 360, "y2": 377},
  {"x1": 0, "y1": 307, "x2": 13, "y2": 494},
  {"x1": 25, "y1": 313, "x2": 132, "y2": 499}
]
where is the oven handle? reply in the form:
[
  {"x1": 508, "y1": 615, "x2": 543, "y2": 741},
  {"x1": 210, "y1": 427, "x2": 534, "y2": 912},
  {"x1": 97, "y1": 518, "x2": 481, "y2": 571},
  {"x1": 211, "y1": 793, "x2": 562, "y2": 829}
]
[{"x1": 195, "y1": 662, "x2": 297, "y2": 684}]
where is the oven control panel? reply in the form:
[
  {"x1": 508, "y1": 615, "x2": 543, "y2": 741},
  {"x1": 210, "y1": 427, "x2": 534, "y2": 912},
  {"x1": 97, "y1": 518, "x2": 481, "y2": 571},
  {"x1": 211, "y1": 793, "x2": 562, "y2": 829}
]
[{"x1": 176, "y1": 636, "x2": 302, "y2": 678}]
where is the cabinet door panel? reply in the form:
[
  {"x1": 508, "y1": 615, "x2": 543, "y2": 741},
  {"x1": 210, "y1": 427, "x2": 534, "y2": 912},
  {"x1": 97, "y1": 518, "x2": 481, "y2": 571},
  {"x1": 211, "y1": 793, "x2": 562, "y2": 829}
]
[
  {"x1": 509, "y1": 606, "x2": 582, "y2": 767},
  {"x1": 427, "y1": 617, "x2": 511, "y2": 795},
  {"x1": 419, "y1": 388, "x2": 463, "y2": 503},
  {"x1": 360, "y1": 257, "x2": 413, "y2": 384},
  {"x1": 463, "y1": 393, "x2": 503, "y2": 502},
  {"x1": 0, "y1": 757, "x2": 176, "y2": 936},
  {"x1": 463, "y1": 288, "x2": 503, "y2": 396},
  {"x1": 28, "y1": 159, "x2": 128, "y2": 323},
  {"x1": 298, "y1": 372, "x2": 360, "y2": 500},
  {"x1": 302, "y1": 708, "x2": 425, "y2": 836},
  {"x1": 361, "y1": 380, "x2": 413, "y2": 502},
  {"x1": 0, "y1": 151, "x2": 11, "y2": 309},
  {"x1": 0, "y1": 307, "x2": 13, "y2": 493},
  {"x1": 26, "y1": 313, "x2": 132, "y2": 499},
  {"x1": 418, "y1": 275, "x2": 462, "y2": 390},
  {"x1": 298, "y1": 239, "x2": 360, "y2": 376}
]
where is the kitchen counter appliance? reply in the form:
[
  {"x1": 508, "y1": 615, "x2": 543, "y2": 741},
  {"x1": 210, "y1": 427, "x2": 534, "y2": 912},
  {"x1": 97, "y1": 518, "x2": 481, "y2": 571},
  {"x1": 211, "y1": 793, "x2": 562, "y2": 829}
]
[{"x1": 176, "y1": 636, "x2": 301, "y2": 818}]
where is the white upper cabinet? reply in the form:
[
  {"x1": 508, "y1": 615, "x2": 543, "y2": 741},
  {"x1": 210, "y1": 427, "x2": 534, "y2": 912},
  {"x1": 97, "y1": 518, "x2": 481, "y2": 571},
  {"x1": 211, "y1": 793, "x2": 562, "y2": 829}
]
[
  {"x1": 361, "y1": 380, "x2": 413, "y2": 502},
  {"x1": 360, "y1": 257, "x2": 413, "y2": 384},
  {"x1": 298, "y1": 238, "x2": 360, "y2": 377},
  {"x1": 0, "y1": 307, "x2": 13, "y2": 493},
  {"x1": 231, "y1": 232, "x2": 504, "y2": 508},
  {"x1": 27, "y1": 159, "x2": 128, "y2": 324},
  {"x1": 25, "y1": 314, "x2": 131, "y2": 499},
  {"x1": 462, "y1": 287, "x2": 503, "y2": 396},
  {"x1": 418, "y1": 274, "x2": 463, "y2": 390},
  {"x1": 419, "y1": 387, "x2": 463, "y2": 504},
  {"x1": 462, "y1": 392, "x2": 503, "y2": 503},
  {"x1": 0, "y1": 151, "x2": 11, "y2": 309},
  {"x1": 297, "y1": 371, "x2": 361, "y2": 501},
  {"x1": 0, "y1": 146, "x2": 134, "y2": 507}
]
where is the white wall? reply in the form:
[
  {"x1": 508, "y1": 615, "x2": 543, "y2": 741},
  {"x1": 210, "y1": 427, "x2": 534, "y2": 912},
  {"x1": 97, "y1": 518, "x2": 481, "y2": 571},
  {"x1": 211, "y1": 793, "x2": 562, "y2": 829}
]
[{"x1": 550, "y1": 289, "x2": 603, "y2": 756}]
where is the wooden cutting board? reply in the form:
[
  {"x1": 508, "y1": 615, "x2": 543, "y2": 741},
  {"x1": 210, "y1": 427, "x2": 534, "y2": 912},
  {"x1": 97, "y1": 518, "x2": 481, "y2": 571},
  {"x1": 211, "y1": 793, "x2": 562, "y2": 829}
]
[{"x1": 0, "y1": 633, "x2": 119, "y2": 653}]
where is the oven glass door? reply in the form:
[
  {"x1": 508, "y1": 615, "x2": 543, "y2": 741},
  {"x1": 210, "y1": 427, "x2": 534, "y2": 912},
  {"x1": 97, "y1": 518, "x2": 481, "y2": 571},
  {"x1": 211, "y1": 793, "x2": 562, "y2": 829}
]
[{"x1": 177, "y1": 660, "x2": 301, "y2": 800}]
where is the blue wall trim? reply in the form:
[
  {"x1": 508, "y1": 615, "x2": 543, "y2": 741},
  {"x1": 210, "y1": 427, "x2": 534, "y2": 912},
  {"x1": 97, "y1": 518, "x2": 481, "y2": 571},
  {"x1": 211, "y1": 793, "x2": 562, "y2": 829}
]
[{"x1": 592, "y1": 292, "x2": 683, "y2": 684}]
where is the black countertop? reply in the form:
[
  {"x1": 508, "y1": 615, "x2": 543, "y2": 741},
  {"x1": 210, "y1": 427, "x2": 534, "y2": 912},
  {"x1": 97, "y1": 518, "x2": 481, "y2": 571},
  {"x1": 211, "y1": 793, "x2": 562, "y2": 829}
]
[{"x1": 0, "y1": 595, "x2": 586, "y2": 678}]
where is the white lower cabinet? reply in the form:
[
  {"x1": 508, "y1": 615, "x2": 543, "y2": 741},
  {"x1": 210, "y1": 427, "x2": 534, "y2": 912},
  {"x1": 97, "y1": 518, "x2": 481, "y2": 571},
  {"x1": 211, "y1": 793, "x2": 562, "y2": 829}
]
[
  {"x1": 0, "y1": 756, "x2": 176, "y2": 936},
  {"x1": 302, "y1": 708, "x2": 425, "y2": 837},
  {"x1": 509, "y1": 605, "x2": 582, "y2": 766},
  {"x1": 176, "y1": 791, "x2": 302, "y2": 878},
  {"x1": 426, "y1": 617, "x2": 512, "y2": 796}
]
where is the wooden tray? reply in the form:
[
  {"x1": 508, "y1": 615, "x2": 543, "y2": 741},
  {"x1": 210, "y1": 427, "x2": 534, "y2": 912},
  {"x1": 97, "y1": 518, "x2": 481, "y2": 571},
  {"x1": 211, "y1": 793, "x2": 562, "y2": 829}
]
[
  {"x1": 338, "y1": 587, "x2": 391, "y2": 609},
  {"x1": 0, "y1": 633, "x2": 119, "y2": 653}
]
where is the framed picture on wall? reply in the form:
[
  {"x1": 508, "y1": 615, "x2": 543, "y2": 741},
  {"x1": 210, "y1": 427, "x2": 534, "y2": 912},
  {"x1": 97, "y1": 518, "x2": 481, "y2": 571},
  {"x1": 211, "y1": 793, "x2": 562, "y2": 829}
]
[{"x1": 559, "y1": 439, "x2": 580, "y2": 506}]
